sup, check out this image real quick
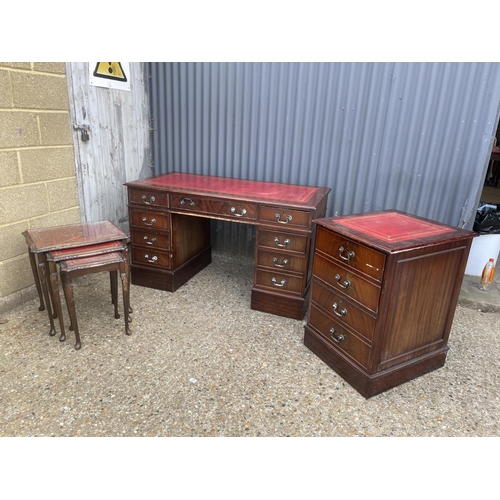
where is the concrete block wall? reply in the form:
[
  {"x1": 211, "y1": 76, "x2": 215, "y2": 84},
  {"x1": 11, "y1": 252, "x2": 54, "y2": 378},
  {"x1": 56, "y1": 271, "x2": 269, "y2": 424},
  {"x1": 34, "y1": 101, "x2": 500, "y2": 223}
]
[{"x1": 0, "y1": 62, "x2": 81, "y2": 313}]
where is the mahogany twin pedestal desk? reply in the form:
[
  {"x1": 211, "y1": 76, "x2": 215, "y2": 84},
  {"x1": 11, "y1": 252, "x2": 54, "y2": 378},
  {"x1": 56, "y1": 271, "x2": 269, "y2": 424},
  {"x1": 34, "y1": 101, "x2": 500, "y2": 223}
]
[{"x1": 124, "y1": 173, "x2": 331, "y2": 320}]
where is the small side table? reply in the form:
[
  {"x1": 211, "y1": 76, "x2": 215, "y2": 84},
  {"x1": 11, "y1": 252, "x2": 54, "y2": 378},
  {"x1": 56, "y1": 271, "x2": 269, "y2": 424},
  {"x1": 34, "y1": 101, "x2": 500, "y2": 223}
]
[
  {"x1": 22, "y1": 221, "x2": 130, "y2": 340},
  {"x1": 46, "y1": 240, "x2": 129, "y2": 343},
  {"x1": 53, "y1": 250, "x2": 131, "y2": 349}
]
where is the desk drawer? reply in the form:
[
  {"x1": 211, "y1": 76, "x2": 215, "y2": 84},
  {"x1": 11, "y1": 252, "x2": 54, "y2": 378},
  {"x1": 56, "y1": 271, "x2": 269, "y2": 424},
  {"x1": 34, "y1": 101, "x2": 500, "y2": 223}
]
[
  {"x1": 259, "y1": 206, "x2": 311, "y2": 229},
  {"x1": 310, "y1": 278, "x2": 376, "y2": 342},
  {"x1": 132, "y1": 247, "x2": 172, "y2": 269},
  {"x1": 309, "y1": 304, "x2": 371, "y2": 370},
  {"x1": 315, "y1": 226, "x2": 385, "y2": 282},
  {"x1": 171, "y1": 194, "x2": 258, "y2": 221},
  {"x1": 313, "y1": 253, "x2": 381, "y2": 313},
  {"x1": 255, "y1": 269, "x2": 304, "y2": 294},
  {"x1": 130, "y1": 230, "x2": 170, "y2": 251},
  {"x1": 128, "y1": 188, "x2": 169, "y2": 208},
  {"x1": 256, "y1": 248, "x2": 307, "y2": 275},
  {"x1": 257, "y1": 229, "x2": 308, "y2": 254},
  {"x1": 129, "y1": 209, "x2": 170, "y2": 231}
]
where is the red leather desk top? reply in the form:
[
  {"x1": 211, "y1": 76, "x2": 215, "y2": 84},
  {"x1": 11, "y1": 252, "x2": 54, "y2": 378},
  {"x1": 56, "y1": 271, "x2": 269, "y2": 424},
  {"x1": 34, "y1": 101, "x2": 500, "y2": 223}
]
[{"x1": 143, "y1": 173, "x2": 319, "y2": 204}]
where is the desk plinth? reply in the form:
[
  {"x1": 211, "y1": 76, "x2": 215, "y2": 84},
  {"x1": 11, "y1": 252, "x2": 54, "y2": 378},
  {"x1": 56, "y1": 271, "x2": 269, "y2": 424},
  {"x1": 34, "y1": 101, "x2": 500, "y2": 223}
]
[{"x1": 125, "y1": 173, "x2": 330, "y2": 319}]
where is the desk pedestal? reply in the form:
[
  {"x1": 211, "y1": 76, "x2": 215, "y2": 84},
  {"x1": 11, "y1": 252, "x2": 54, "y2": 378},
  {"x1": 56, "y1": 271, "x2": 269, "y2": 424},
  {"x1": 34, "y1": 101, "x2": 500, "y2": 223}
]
[{"x1": 130, "y1": 213, "x2": 211, "y2": 292}]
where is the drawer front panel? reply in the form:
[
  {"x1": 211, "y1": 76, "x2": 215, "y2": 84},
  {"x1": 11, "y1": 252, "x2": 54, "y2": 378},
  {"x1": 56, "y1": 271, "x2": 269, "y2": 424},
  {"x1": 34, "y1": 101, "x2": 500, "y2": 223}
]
[
  {"x1": 313, "y1": 254, "x2": 381, "y2": 313},
  {"x1": 310, "y1": 278, "x2": 376, "y2": 342},
  {"x1": 128, "y1": 188, "x2": 169, "y2": 208},
  {"x1": 257, "y1": 229, "x2": 308, "y2": 254},
  {"x1": 259, "y1": 206, "x2": 311, "y2": 229},
  {"x1": 132, "y1": 248, "x2": 172, "y2": 269},
  {"x1": 309, "y1": 304, "x2": 371, "y2": 369},
  {"x1": 171, "y1": 194, "x2": 258, "y2": 221},
  {"x1": 256, "y1": 248, "x2": 307, "y2": 274},
  {"x1": 315, "y1": 226, "x2": 385, "y2": 281},
  {"x1": 130, "y1": 230, "x2": 170, "y2": 251},
  {"x1": 130, "y1": 209, "x2": 170, "y2": 231},
  {"x1": 255, "y1": 269, "x2": 304, "y2": 294}
]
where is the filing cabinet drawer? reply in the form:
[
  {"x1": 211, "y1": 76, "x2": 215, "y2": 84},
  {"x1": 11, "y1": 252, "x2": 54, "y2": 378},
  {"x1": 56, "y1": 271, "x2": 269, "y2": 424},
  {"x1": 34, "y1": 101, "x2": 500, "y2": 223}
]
[
  {"x1": 129, "y1": 209, "x2": 170, "y2": 231},
  {"x1": 130, "y1": 230, "x2": 170, "y2": 251},
  {"x1": 256, "y1": 248, "x2": 307, "y2": 275},
  {"x1": 128, "y1": 188, "x2": 169, "y2": 208},
  {"x1": 310, "y1": 278, "x2": 376, "y2": 342},
  {"x1": 313, "y1": 253, "x2": 381, "y2": 313},
  {"x1": 259, "y1": 206, "x2": 311, "y2": 229},
  {"x1": 309, "y1": 304, "x2": 371, "y2": 370},
  {"x1": 255, "y1": 269, "x2": 304, "y2": 294},
  {"x1": 315, "y1": 226, "x2": 385, "y2": 281},
  {"x1": 171, "y1": 194, "x2": 258, "y2": 221},
  {"x1": 257, "y1": 229, "x2": 308, "y2": 254},
  {"x1": 132, "y1": 247, "x2": 172, "y2": 269}
]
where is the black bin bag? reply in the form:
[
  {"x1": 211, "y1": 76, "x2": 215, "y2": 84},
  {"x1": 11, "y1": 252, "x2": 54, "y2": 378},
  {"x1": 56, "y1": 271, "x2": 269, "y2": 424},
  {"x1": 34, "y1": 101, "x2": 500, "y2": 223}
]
[{"x1": 474, "y1": 205, "x2": 500, "y2": 234}]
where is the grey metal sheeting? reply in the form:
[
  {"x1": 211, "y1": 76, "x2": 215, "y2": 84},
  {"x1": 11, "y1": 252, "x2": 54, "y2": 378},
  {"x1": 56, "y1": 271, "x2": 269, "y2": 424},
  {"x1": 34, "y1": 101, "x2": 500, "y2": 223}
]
[{"x1": 148, "y1": 62, "x2": 500, "y2": 250}]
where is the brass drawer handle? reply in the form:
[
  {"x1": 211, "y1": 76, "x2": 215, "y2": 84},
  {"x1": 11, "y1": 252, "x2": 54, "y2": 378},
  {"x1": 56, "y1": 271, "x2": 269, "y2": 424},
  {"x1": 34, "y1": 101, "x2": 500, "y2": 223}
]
[
  {"x1": 271, "y1": 277, "x2": 287, "y2": 287},
  {"x1": 275, "y1": 214, "x2": 292, "y2": 224},
  {"x1": 144, "y1": 254, "x2": 158, "y2": 263},
  {"x1": 142, "y1": 217, "x2": 156, "y2": 226},
  {"x1": 180, "y1": 197, "x2": 195, "y2": 206},
  {"x1": 230, "y1": 207, "x2": 247, "y2": 217},
  {"x1": 335, "y1": 274, "x2": 351, "y2": 289},
  {"x1": 339, "y1": 246, "x2": 355, "y2": 261},
  {"x1": 332, "y1": 303, "x2": 347, "y2": 317},
  {"x1": 329, "y1": 327, "x2": 345, "y2": 343},
  {"x1": 143, "y1": 236, "x2": 157, "y2": 245},
  {"x1": 272, "y1": 257, "x2": 289, "y2": 268},
  {"x1": 274, "y1": 237, "x2": 290, "y2": 248},
  {"x1": 141, "y1": 195, "x2": 155, "y2": 205}
]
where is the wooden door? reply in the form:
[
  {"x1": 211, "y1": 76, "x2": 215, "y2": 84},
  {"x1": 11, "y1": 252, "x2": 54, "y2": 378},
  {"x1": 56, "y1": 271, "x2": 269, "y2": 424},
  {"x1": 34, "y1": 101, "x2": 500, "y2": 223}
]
[{"x1": 66, "y1": 62, "x2": 151, "y2": 233}]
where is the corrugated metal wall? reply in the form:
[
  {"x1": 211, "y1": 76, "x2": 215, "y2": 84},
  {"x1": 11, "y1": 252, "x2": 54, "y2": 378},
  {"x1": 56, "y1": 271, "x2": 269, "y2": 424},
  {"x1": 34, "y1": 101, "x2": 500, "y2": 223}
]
[{"x1": 147, "y1": 62, "x2": 500, "y2": 253}]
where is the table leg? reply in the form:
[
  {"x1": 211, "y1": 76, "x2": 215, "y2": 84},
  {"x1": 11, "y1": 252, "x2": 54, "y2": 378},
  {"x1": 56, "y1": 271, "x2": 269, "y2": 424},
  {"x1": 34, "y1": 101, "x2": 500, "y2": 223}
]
[
  {"x1": 111, "y1": 270, "x2": 120, "y2": 319},
  {"x1": 61, "y1": 273, "x2": 81, "y2": 350},
  {"x1": 123, "y1": 241, "x2": 133, "y2": 314},
  {"x1": 48, "y1": 260, "x2": 67, "y2": 342},
  {"x1": 37, "y1": 253, "x2": 56, "y2": 336},
  {"x1": 28, "y1": 249, "x2": 45, "y2": 311},
  {"x1": 120, "y1": 260, "x2": 131, "y2": 335},
  {"x1": 110, "y1": 272, "x2": 116, "y2": 305}
]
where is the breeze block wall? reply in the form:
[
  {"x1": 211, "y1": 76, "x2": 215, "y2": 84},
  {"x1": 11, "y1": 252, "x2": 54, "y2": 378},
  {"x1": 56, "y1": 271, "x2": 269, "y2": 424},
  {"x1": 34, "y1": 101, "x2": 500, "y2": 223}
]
[{"x1": 0, "y1": 62, "x2": 81, "y2": 313}]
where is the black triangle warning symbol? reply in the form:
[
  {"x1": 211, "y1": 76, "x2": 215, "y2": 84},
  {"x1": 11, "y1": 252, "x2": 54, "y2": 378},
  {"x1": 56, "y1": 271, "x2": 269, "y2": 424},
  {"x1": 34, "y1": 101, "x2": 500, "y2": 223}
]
[{"x1": 93, "y1": 62, "x2": 128, "y2": 82}]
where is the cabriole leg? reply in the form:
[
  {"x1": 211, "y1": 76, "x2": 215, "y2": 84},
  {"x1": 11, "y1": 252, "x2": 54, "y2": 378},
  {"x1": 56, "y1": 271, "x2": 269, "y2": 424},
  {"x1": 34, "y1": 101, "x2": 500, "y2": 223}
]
[
  {"x1": 28, "y1": 249, "x2": 44, "y2": 311},
  {"x1": 61, "y1": 273, "x2": 81, "y2": 350}
]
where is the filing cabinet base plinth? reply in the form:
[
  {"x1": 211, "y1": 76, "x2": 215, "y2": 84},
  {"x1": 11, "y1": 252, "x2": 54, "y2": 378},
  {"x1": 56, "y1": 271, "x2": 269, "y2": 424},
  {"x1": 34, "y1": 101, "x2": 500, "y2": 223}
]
[
  {"x1": 131, "y1": 248, "x2": 212, "y2": 292},
  {"x1": 304, "y1": 326, "x2": 448, "y2": 399},
  {"x1": 251, "y1": 288, "x2": 307, "y2": 320}
]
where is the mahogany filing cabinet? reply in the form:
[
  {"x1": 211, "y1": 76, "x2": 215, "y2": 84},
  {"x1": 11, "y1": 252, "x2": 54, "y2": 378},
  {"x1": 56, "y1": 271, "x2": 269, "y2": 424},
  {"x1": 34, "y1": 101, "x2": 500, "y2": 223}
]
[{"x1": 304, "y1": 210, "x2": 477, "y2": 398}]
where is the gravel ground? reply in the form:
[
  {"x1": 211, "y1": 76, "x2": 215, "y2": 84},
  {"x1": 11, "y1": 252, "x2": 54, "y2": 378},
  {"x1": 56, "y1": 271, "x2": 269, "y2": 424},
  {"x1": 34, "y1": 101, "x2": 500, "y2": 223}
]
[{"x1": 1, "y1": 251, "x2": 499, "y2": 438}]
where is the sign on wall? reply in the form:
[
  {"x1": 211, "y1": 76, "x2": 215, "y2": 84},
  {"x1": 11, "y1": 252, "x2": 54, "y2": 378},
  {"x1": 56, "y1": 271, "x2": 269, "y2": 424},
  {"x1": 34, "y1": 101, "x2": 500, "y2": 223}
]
[{"x1": 89, "y1": 62, "x2": 131, "y2": 91}]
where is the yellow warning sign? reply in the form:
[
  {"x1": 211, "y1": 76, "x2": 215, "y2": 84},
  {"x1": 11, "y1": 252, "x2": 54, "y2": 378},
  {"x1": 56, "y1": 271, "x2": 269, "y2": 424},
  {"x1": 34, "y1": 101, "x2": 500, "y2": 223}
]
[{"x1": 93, "y1": 62, "x2": 128, "y2": 82}]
